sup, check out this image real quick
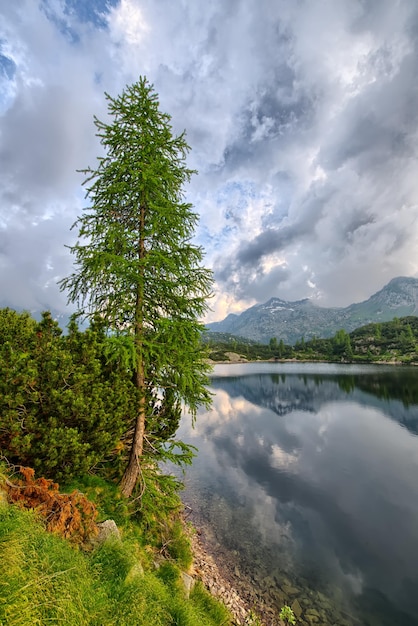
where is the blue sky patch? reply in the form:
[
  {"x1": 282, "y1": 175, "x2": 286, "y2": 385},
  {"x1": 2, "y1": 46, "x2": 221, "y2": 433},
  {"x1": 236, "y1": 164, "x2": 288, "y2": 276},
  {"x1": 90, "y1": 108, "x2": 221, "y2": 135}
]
[
  {"x1": 41, "y1": 0, "x2": 120, "y2": 35},
  {"x1": 0, "y1": 49, "x2": 16, "y2": 81}
]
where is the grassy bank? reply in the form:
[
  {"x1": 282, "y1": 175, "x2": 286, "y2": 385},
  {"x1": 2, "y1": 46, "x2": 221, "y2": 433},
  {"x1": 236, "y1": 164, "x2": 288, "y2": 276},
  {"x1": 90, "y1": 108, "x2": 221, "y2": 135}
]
[{"x1": 0, "y1": 470, "x2": 232, "y2": 626}]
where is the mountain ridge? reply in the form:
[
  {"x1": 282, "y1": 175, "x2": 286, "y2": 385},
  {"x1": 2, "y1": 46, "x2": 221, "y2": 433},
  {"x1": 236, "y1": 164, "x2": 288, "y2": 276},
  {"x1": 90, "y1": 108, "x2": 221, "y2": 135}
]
[{"x1": 206, "y1": 276, "x2": 418, "y2": 344}]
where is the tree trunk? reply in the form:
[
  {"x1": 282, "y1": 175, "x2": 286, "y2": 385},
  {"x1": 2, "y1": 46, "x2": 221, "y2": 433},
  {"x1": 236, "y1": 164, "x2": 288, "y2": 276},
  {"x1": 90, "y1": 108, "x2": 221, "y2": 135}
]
[
  {"x1": 119, "y1": 363, "x2": 146, "y2": 497},
  {"x1": 120, "y1": 195, "x2": 147, "y2": 498}
]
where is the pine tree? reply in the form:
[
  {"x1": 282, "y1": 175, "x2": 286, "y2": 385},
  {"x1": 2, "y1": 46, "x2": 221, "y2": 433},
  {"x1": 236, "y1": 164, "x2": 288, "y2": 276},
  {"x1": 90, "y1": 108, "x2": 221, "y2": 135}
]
[
  {"x1": 60, "y1": 77, "x2": 213, "y2": 497},
  {"x1": 0, "y1": 309, "x2": 134, "y2": 481}
]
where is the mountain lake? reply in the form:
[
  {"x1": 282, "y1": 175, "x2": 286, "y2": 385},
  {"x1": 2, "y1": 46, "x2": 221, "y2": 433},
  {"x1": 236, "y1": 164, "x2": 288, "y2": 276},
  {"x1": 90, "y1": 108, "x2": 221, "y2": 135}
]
[{"x1": 175, "y1": 362, "x2": 418, "y2": 626}]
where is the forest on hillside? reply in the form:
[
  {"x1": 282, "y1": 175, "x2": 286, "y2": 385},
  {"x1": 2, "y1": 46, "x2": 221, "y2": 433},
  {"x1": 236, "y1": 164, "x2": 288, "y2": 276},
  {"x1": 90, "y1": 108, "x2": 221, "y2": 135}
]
[{"x1": 204, "y1": 316, "x2": 418, "y2": 364}]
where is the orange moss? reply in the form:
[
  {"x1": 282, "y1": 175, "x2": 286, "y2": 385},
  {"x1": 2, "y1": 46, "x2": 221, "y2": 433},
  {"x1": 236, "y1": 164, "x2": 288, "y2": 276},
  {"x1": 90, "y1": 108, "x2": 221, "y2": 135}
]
[{"x1": 5, "y1": 466, "x2": 98, "y2": 544}]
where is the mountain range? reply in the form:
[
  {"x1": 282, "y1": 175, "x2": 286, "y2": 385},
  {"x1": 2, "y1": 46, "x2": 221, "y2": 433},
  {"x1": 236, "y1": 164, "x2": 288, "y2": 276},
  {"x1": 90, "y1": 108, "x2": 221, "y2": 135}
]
[{"x1": 206, "y1": 276, "x2": 418, "y2": 345}]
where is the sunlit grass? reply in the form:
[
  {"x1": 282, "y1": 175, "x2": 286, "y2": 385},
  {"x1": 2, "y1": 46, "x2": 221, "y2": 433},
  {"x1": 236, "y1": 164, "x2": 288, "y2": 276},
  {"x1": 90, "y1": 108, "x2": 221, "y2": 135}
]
[
  {"x1": 0, "y1": 496, "x2": 232, "y2": 626},
  {"x1": 0, "y1": 506, "x2": 105, "y2": 625}
]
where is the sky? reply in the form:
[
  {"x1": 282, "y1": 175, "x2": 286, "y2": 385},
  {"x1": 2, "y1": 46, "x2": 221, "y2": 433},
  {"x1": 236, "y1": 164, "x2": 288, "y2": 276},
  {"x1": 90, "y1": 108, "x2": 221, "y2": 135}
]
[{"x1": 1, "y1": 0, "x2": 418, "y2": 323}]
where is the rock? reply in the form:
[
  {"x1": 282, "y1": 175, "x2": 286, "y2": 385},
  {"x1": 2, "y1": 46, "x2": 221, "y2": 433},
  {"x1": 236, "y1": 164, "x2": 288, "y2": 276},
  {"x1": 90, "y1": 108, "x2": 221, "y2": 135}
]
[
  {"x1": 316, "y1": 591, "x2": 332, "y2": 611},
  {"x1": 281, "y1": 583, "x2": 300, "y2": 597},
  {"x1": 225, "y1": 352, "x2": 248, "y2": 363},
  {"x1": 271, "y1": 588, "x2": 286, "y2": 604},
  {"x1": 95, "y1": 519, "x2": 121, "y2": 544},
  {"x1": 125, "y1": 562, "x2": 144, "y2": 582},
  {"x1": 291, "y1": 598, "x2": 303, "y2": 619},
  {"x1": 262, "y1": 575, "x2": 276, "y2": 589},
  {"x1": 181, "y1": 571, "x2": 195, "y2": 599},
  {"x1": 187, "y1": 528, "x2": 252, "y2": 624}
]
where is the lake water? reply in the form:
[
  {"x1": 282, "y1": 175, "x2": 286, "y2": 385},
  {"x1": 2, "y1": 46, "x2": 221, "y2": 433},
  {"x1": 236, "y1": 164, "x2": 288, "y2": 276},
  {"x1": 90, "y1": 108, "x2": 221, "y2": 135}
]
[{"x1": 176, "y1": 363, "x2": 418, "y2": 626}]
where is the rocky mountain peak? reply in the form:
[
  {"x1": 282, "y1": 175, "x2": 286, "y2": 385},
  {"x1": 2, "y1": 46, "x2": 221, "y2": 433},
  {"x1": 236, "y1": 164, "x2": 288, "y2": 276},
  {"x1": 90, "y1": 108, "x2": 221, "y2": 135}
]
[{"x1": 206, "y1": 276, "x2": 418, "y2": 344}]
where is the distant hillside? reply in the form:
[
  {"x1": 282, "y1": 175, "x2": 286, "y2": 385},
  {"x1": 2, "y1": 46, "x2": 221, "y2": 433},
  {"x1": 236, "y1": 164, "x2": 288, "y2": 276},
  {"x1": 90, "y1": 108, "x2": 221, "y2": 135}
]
[
  {"x1": 205, "y1": 316, "x2": 418, "y2": 365},
  {"x1": 206, "y1": 276, "x2": 418, "y2": 344}
]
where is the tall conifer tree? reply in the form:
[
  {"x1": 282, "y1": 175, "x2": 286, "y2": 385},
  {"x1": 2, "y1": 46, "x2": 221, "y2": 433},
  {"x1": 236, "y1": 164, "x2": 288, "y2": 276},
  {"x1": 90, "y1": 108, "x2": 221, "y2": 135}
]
[{"x1": 60, "y1": 77, "x2": 213, "y2": 497}]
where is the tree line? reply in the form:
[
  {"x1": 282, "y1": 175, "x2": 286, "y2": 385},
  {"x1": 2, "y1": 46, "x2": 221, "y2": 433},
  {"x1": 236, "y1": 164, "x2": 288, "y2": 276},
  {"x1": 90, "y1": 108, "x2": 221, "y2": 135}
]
[{"x1": 205, "y1": 316, "x2": 418, "y2": 363}]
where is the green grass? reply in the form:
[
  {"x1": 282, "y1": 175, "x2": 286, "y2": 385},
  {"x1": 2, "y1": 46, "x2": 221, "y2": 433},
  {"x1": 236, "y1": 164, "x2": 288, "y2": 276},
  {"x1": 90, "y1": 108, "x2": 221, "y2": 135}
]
[
  {"x1": 63, "y1": 473, "x2": 194, "y2": 569},
  {"x1": 62, "y1": 474, "x2": 131, "y2": 527},
  {"x1": 0, "y1": 505, "x2": 105, "y2": 625},
  {"x1": 0, "y1": 493, "x2": 232, "y2": 626}
]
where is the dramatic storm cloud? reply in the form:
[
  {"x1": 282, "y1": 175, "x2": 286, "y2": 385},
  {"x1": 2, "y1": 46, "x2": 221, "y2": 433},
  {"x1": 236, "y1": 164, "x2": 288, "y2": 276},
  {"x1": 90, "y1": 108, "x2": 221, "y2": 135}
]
[{"x1": 1, "y1": 0, "x2": 418, "y2": 321}]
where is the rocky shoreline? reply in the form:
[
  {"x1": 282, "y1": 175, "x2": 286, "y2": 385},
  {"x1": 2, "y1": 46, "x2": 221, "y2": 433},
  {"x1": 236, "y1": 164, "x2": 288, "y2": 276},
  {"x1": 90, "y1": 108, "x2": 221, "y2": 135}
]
[
  {"x1": 185, "y1": 513, "x2": 359, "y2": 626},
  {"x1": 186, "y1": 516, "x2": 288, "y2": 626},
  {"x1": 189, "y1": 528, "x2": 251, "y2": 625}
]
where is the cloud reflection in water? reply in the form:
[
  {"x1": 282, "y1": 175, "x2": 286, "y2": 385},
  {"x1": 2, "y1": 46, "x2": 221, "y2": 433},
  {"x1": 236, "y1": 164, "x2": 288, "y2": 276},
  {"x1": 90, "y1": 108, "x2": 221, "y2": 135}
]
[{"x1": 177, "y1": 366, "x2": 418, "y2": 623}]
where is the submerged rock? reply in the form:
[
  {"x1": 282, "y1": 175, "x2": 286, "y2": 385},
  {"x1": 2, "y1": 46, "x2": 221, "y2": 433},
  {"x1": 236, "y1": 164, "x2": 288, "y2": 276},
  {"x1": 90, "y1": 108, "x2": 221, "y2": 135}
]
[{"x1": 291, "y1": 598, "x2": 303, "y2": 618}]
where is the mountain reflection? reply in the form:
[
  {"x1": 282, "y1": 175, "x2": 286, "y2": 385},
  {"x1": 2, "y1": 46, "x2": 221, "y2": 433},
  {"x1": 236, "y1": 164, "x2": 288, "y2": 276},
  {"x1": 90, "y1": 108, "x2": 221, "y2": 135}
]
[
  {"x1": 178, "y1": 364, "x2": 418, "y2": 625},
  {"x1": 211, "y1": 369, "x2": 418, "y2": 435}
]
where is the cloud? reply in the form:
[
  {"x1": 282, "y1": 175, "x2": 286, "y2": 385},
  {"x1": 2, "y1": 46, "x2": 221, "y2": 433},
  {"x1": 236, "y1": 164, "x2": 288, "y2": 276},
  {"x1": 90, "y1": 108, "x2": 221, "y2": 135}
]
[
  {"x1": 202, "y1": 0, "x2": 418, "y2": 310},
  {"x1": 0, "y1": 0, "x2": 418, "y2": 319},
  {"x1": 0, "y1": 211, "x2": 76, "y2": 311},
  {"x1": 0, "y1": 0, "x2": 121, "y2": 312}
]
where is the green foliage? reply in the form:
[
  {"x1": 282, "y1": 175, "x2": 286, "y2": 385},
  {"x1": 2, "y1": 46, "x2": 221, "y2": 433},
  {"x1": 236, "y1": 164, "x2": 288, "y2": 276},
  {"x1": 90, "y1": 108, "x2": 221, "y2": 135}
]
[
  {"x1": 161, "y1": 518, "x2": 194, "y2": 570},
  {"x1": 204, "y1": 332, "x2": 293, "y2": 362},
  {"x1": 0, "y1": 309, "x2": 135, "y2": 481},
  {"x1": 62, "y1": 474, "x2": 132, "y2": 527},
  {"x1": 269, "y1": 337, "x2": 278, "y2": 350},
  {"x1": 349, "y1": 315, "x2": 418, "y2": 362},
  {"x1": 205, "y1": 316, "x2": 418, "y2": 363},
  {"x1": 134, "y1": 460, "x2": 191, "y2": 552},
  {"x1": 0, "y1": 305, "x2": 203, "y2": 558},
  {"x1": 279, "y1": 604, "x2": 296, "y2": 624},
  {"x1": 189, "y1": 582, "x2": 231, "y2": 625},
  {"x1": 59, "y1": 76, "x2": 213, "y2": 496},
  {"x1": 91, "y1": 540, "x2": 230, "y2": 626},
  {"x1": 244, "y1": 609, "x2": 264, "y2": 625},
  {"x1": 331, "y1": 328, "x2": 353, "y2": 360}
]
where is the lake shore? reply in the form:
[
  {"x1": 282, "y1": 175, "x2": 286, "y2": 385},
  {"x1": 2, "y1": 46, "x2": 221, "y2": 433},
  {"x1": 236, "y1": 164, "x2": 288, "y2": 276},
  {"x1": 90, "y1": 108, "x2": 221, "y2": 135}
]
[
  {"x1": 186, "y1": 514, "x2": 282, "y2": 626},
  {"x1": 185, "y1": 510, "x2": 351, "y2": 626},
  {"x1": 208, "y1": 354, "x2": 409, "y2": 365},
  {"x1": 187, "y1": 524, "x2": 251, "y2": 625}
]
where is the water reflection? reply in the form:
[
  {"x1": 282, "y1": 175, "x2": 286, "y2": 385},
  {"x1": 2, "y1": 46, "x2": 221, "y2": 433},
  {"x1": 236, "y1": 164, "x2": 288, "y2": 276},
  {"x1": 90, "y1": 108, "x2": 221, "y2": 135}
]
[{"x1": 177, "y1": 364, "x2": 418, "y2": 625}]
